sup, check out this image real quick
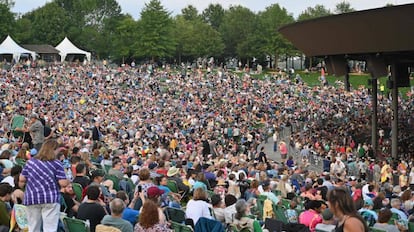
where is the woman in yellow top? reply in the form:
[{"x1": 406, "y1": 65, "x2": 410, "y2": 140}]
[{"x1": 380, "y1": 160, "x2": 391, "y2": 183}]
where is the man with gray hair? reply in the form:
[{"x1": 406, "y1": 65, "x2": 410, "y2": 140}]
[
  {"x1": 390, "y1": 198, "x2": 408, "y2": 223},
  {"x1": 100, "y1": 198, "x2": 133, "y2": 232}
]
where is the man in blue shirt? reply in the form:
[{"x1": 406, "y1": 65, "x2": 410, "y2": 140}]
[{"x1": 115, "y1": 191, "x2": 139, "y2": 226}]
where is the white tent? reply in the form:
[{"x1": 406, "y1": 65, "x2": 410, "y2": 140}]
[
  {"x1": 55, "y1": 37, "x2": 91, "y2": 62},
  {"x1": 0, "y1": 35, "x2": 36, "y2": 61}
]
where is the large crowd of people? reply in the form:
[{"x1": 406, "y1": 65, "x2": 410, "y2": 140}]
[{"x1": 0, "y1": 61, "x2": 414, "y2": 232}]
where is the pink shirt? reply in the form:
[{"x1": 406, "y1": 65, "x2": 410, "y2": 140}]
[{"x1": 299, "y1": 209, "x2": 322, "y2": 232}]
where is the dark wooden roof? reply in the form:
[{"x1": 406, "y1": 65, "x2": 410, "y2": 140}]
[
  {"x1": 279, "y1": 4, "x2": 414, "y2": 58},
  {"x1": 21, "y1": 44, "x2": 60, "y2": 54}
]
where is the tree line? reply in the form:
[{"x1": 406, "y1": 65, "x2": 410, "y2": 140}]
[{"x1": 0, "y1": 0, "x2": 363, "y2": 64}]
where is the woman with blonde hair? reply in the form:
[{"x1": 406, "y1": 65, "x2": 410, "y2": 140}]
[
  {"x1": 20, "y1": 139, "x2": 69, "y2": 232},
  {"x1": 276, "y1": 175, "x2": 293, "y2": 199}
]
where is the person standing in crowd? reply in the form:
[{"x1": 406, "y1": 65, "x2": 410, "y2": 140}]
[
  {"x1": 17, "y1": 113, "x2": 44, "y2": 152},
  {"x1": 20, "y1": 139, "x2": 69, "y2": 232},
  {"x1": 327, "y1": 187, "x2": 368, "y2": 232}
]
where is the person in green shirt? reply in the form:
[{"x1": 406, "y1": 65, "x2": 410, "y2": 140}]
[
  {"x1": 0, "y1": 183, "x2": 13, "y2": 228},
  {"x1": 232, "y1": 199, "x2": 262, "y2": 232}
]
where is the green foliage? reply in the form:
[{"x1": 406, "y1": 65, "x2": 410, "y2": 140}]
[
  {"x1": 202, "y1": 4, "x2": 225, "y2": 30},
  {"x1": 136, "y1": 0, "x2": 176, "y2": 60},
  {"x1": 335, "y1": 1, "x2": 355, "y2": 14},
  {"x1": 255, "y1": 4, "x2": 295, "y2": 62},
  {"x1": 0, "y1": 2, "x2": 15, "y2": 39},
  {"x1": 181, "y1": 5, "x2": 200, "y2": 21},
  {"x1": 25, "y1": 2, "x2": 70, "y2": 45},
  {"x1": 297, "y1": 4, "x2": 332, "y2": 21},
  {"x1": 219, "y1": 5, "x2": 256, "y2": 59}
]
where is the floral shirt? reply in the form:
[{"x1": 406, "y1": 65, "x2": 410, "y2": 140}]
[{"x1": 134, "y1": 223, "x2": 172, "y2": 232}]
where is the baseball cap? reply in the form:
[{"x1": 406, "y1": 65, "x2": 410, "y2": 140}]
[{"x1": 147, "y1": 186, "x2": 164, "y2": 198}]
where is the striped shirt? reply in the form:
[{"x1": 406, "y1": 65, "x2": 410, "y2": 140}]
[{"x1": 22, "y1": 158, "x2": 67, "y2": 205}]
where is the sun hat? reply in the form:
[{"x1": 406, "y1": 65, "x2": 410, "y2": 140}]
[{"x1": 167, "y1": 166, "x2": 180, "y2": 177}]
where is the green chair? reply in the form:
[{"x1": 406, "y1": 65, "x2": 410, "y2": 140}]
[
  {"x1": 167, "y1": 180, "x2": 179, "y2": 193},
  {"x1": 103, "y1": 164, "x2": 112, "y2": 174},
  {"x1": 15, "y1": 158, "x2": 26, "y2": 167},
  {"x1": 256, "y1": 195, "x2": 267, "y2": 221},
  {"x1": 369, "y1": 227, "x2": 387, "y2": 232},
  {"x1": 280, "y1": 199, "x2": 291, "y2": 209},
  {"x1": 388, "y1": 213, "x2": 399, "y2": 225},
  {"x1": 272, "y1": 205, "x2": 288, "y2": 224},
  {"x1": 231, "y1": 225, "x2": 252, "y2": 232},
  {"x1": 206, "y1": 190, "x2": 215, "y2": 199},
  {"x1": 72, "y1": 182, "x2": 83, "y2": 202},
  {"x1": 272, "y1": 190, "x2": 282, "y2": 196},
  {"x1": 165, "y1": 207, "x2": 186, "y2": 223},
  {"x1": 170, "y1": 221, "x2": 193, "y2": 232},
  {"x1": 63, "y1": 216, "x2": 90, "y2": 232},
  {"x1": 105, "y1": 174, "x2": 120, "y2": 191},
  {"x1": 408, "y1": 222, "x2": 414, "y2": 232}
]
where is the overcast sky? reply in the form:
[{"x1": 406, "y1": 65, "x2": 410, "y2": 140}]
[{"x1": 12, "y1": 0, "x2": 414, "y2": 19}]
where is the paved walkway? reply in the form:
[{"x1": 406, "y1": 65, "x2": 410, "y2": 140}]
[{"x1": 260, "y1": 127, "x2": 323, "y2": 172}]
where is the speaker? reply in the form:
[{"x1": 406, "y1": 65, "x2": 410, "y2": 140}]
[
  {"x1": 325, "y1": 56, "x2": 348, "y2": 76},
  {"x1": 391, "y1": 63, "x2": 410, "y2": 87}
]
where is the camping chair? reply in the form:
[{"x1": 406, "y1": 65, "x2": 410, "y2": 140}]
[
  {"x1": 15, "y1": 158, "x2": 26, "y2": 167},
  {"x1": 256, "y1": 195, "x2": 267, "y2": 220},
  {"x1": 170, "y1": 221, "x2": 193, "y2": 232},
  {"x1": 9, "y1": 204, "x2": 28, "y2": 232},
  {"x1": 72, "y1": 182, "x2": 83, "y2": 202},
  {"x1": 388, "y1": 213, "x2": 400, "y2": 225},
  {"x1": 63, "y1": 216, "x2": 90, "y2": 232},
  {"x1": 194, "y1": 217, "x2": 224, "y2": 232},
  {"x1": 11, "y1": 115, "x2": 25, "y2": 139},
  {"x1": 167, "y1": 179, "x2": 179, "y2": 193},
  {"x1": 165, "y1": 207, "x2": 186, "y2": 223},
  {"x1": 280, "y1": 198, "x2": 291, "y2": 209},
  {"x1": 272, "y1": 204, "x2": 288, "y2": 224},
  {"x1": 408, "y1": 222, "x2": 414, "y2": 232},
  {"x1": 105, "y1": 174, "x2": 120, "y2": 191},
  {"x1": 103, "y1": 164, "x2": 112, "y2": 174}
]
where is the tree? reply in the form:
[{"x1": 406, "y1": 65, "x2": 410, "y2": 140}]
[
  {"x1": 219, "y1": 5, "x2": 256, "y2": 59},
  {"x1": 24, "y1": 2, "x2": 70, "y2": 45},
  {"x1": 335, "y1": 1, "x2": 355, "y2": 14},
  {"x1": 297, "y1": 4, "x2": 331, "y2": 21},
  {"x1": 181, "y1": 5, "x2": 200, "y2": 21},
  {"x1": 136, "y1": 0, "x2": 176, "y2": 61},
  {"x1": 14, "y1": 17, "x2": 33, "y2": 44},
  {"x1": 0, "y1": 2, "x2": 15, "y2": 40},
  {"x1": 111, "y1": 15, "x2": 139, "y2": 62},
  {"x1": 201, "y1": 3, "x2": 225, "y2": 30},
  {"x1": 256, "y1": 4, "x2": 295, "y2": 67},
  {"x1": 173, "y1": 16, "x2": 224, "y2": 63}
]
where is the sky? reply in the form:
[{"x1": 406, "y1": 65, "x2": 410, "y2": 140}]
[{"x1": 11, "y1": 0, "x2": 414, "y2": 19}]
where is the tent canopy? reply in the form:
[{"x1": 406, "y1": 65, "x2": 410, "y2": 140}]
[
  {"x1": 55, "y1": 37, "x2": 91, "y2": 62},
  {"x1": 0, "y1": 35, "x2": 36, "y2": 61}
]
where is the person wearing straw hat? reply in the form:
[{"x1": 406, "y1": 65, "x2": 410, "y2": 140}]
[{"x1": 167, "y1": 166, "x2": 189, "y2": 194}]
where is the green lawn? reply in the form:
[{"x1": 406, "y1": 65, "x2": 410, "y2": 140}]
[{"x1": 243, "y1": 70, "x2": 413, "y2": 99}]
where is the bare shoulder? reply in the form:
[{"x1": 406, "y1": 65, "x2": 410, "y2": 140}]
[{"x1": 344, "y1": 217, "x2": 365, "y2": 232}]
